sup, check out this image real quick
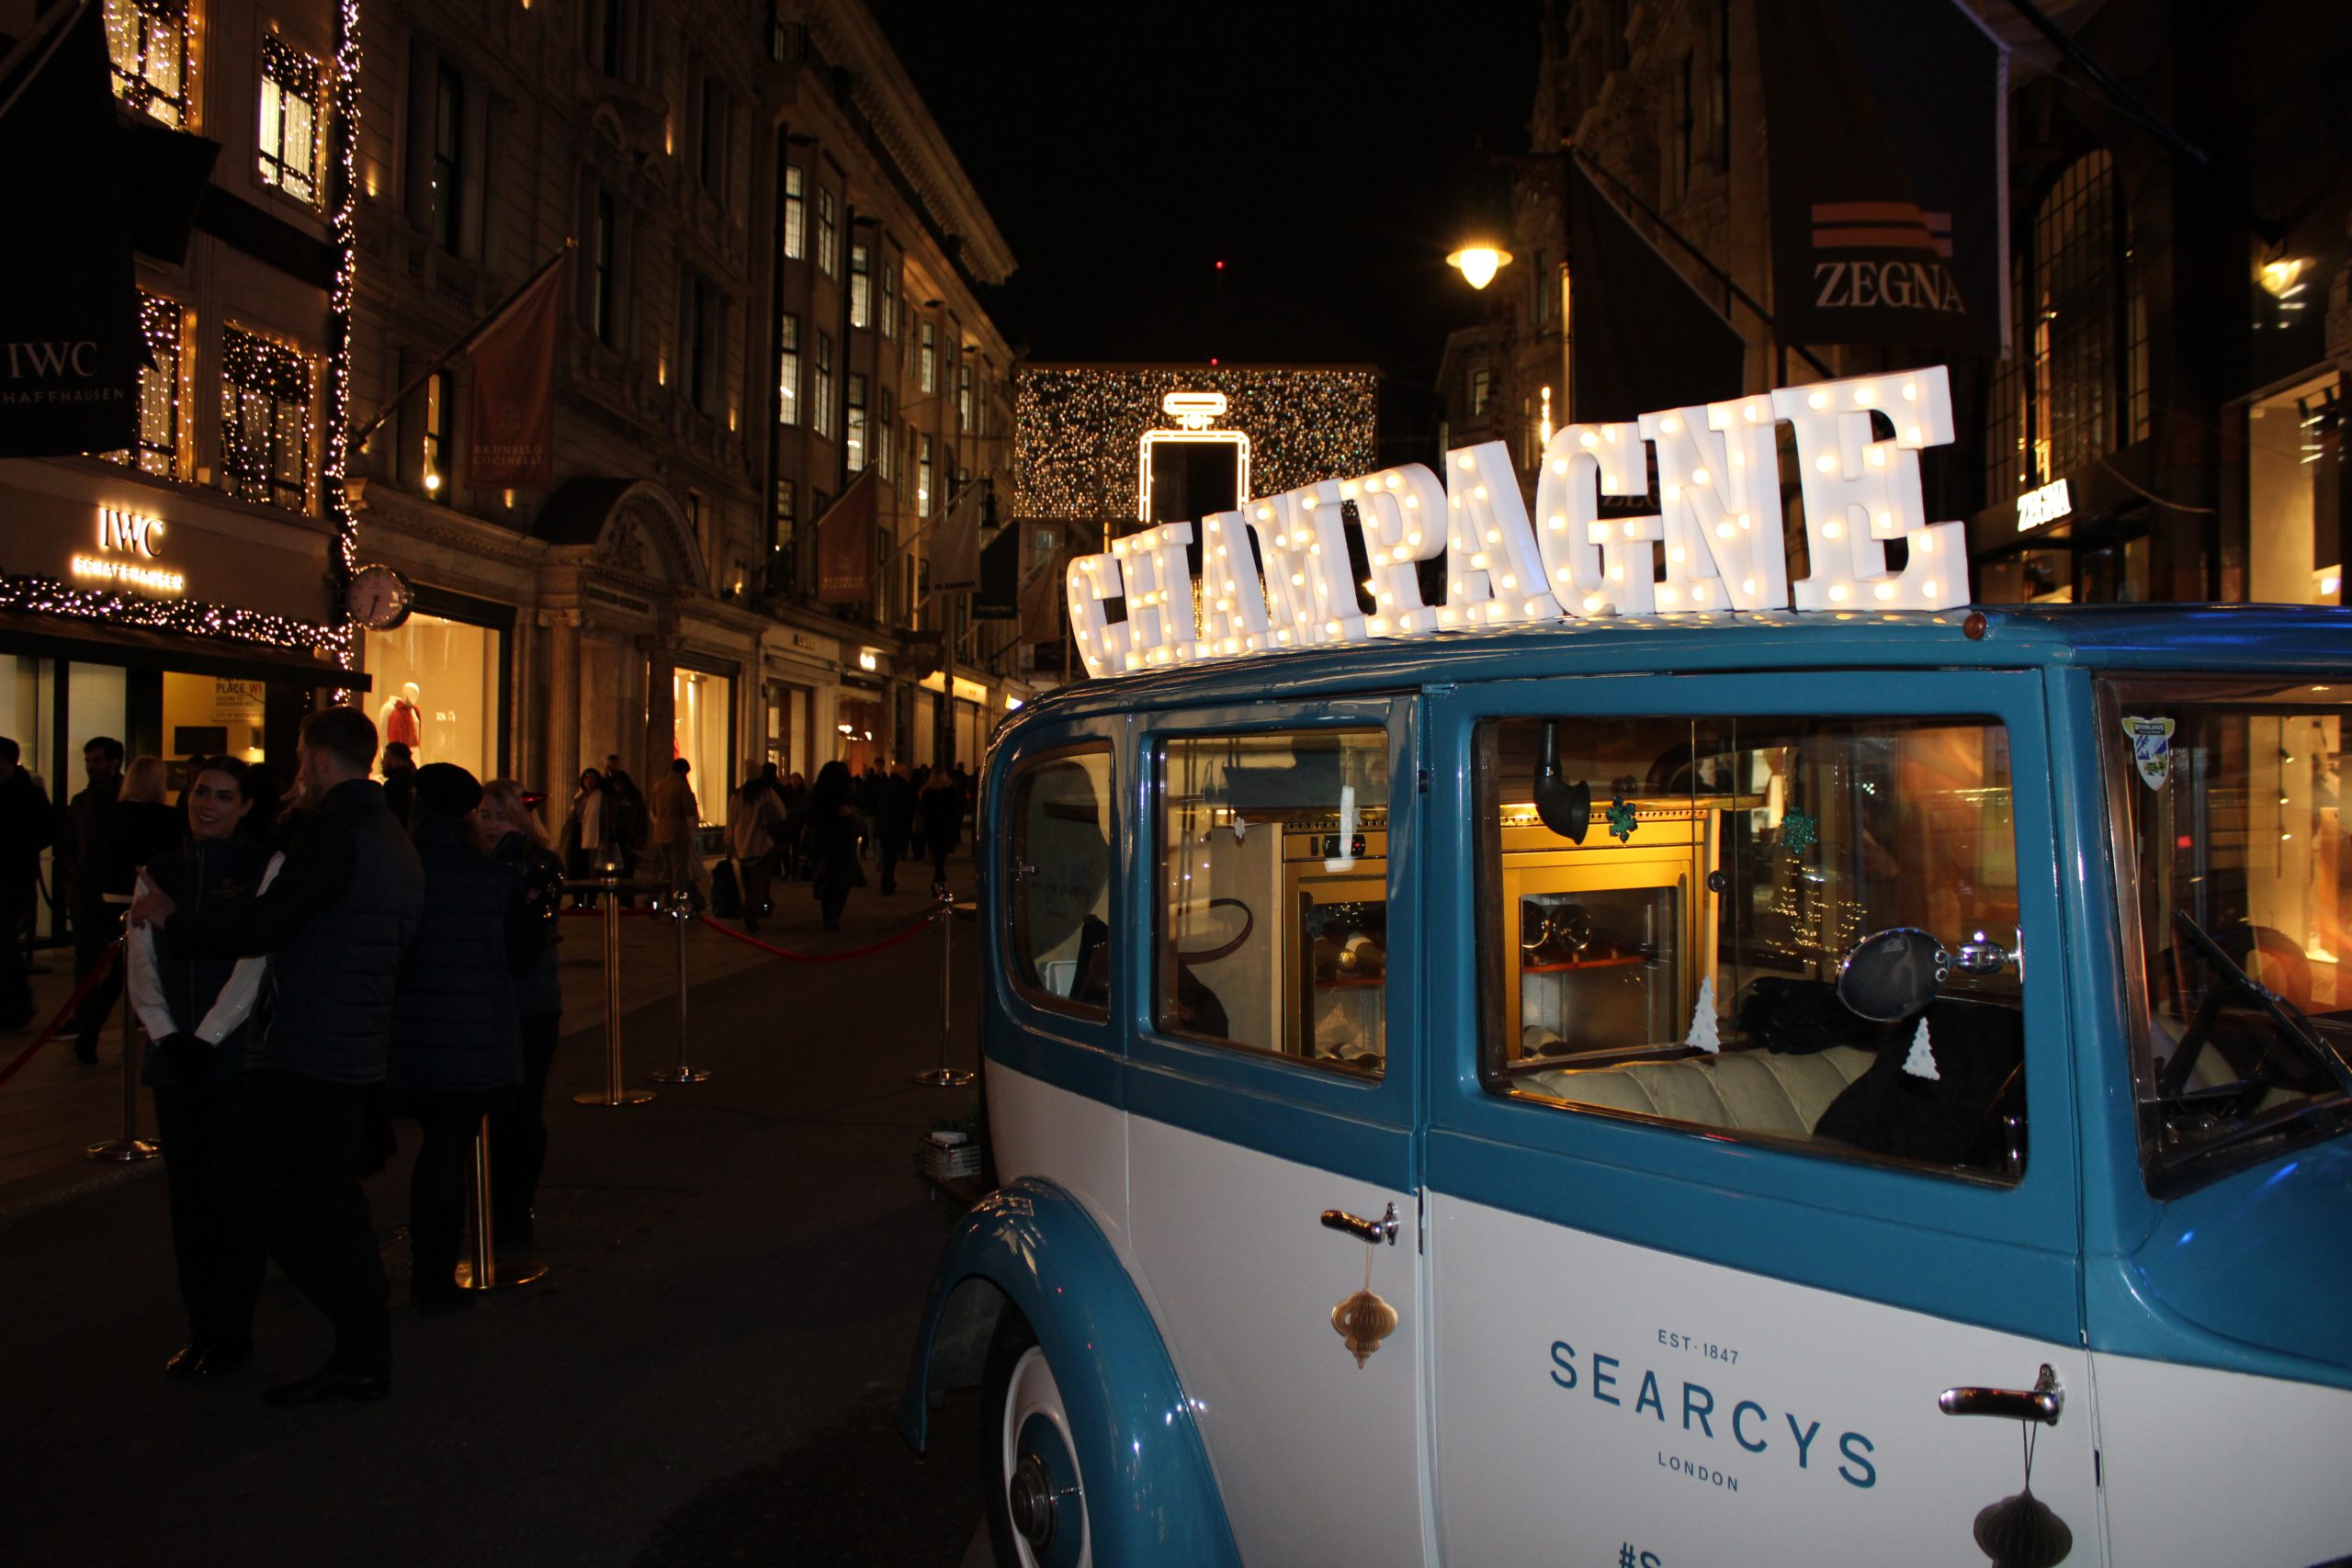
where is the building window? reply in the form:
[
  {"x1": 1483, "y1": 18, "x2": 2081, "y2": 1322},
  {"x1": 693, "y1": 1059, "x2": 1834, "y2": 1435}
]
[
  {"x1": 697, "y1": 76, "x2": 729, "y2": 195},
  {"x1": 585, "y1": 0, "x2": 625, "y2": 77},
  {"x1": 850, "y1": 243, "x2": 871, "y2": 329},
  {"x1": 956, "y1": 361, "x2": 972, "y2": 432},
  {"x1": 682, "y1": 276, "x2": 719, "y2": 414},
  {"x1": 421, "y1": 369, "x2": 452, "y2": 502},
  {"x1": 431, "y1": 62, "x2": 465, "y2": 252},
  {"x1": 257, "y1": 39, "x2": 324, "y2": 206},
  {"x1": 880, "y1": 258, "x2": 899, "y2": 339},
  {"x1": 1532, "y1": 248, "x2": 1552, "y2": 326},
  {"x1": 876, "y1": 388, "x2": 893, "y2": 481},
  {"x1": 846, "y1": 373, "x2": 866, "y2": 472},
  {"x1": 100, "y1": 295, "x2": 184, "y2": 477},
  {"x1": 919, "y1": 321, "x2": 936, "y2": 394},
  {"x1": 817, "y1": 186, "x2": 837, "y2": 277},
  {"x1": 777, "y1": 313, "x2": 799, "y2": 426},
  {"x1": 783, "y1": 164, "x2": 806, "y2": 261},
  {"x1": 221, "y1": 326, "x2": 312, "y2": 512},
  {"x1": 773, "y1": 478, "x2": 795, "y2": 554},
  {"x1": 1713, "y1": 0, "x2": 1732, "y2": 174},
  {"x1": 918, "y1": 433, "x2": 933, "y2": 518},
  {"x1": 589, "y1": 188, "x2": 620, "y2": 344},
  {"x1": 813, "y1": 331, "x2": 833, "y2": 439},
  {"x1": 1469, "y1": 366, "x2": 1492, "y2": 419},
  {"x1": 104, "y1": 0, "x2": 190, "y2": 128}
]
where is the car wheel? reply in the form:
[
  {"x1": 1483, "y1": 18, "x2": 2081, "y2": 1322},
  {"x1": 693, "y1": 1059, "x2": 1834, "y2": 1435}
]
[{"x1": 980, "y1": 1307, "x2": 1091, "y2": 1568}]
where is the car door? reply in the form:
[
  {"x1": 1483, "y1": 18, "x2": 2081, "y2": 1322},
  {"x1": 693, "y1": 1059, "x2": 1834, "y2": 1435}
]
[
  {"x1": 1120, "y1": 694, "x2": 1434, "y2": 1568},
  {"x1": 1422, "y1": 672, "x2": 2099, "y2": 1568}
]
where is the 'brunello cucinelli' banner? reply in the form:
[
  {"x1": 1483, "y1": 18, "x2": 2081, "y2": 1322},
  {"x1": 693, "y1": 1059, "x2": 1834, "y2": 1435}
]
[
  {"x1": 0, "y1": 1, "x2": 142, "y2": 457},
  {"x1": 1066, "y1": 367, "x2": 1967, "y2": 681},
  {"x1": 1753, "y1": 0, "x2": 2009, "y2": 356}
]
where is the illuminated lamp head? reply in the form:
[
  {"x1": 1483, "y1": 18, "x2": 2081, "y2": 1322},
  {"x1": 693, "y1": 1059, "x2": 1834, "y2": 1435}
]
[{"x1": 1445, "y1": 244, "x2": 1513, "y2": 291}]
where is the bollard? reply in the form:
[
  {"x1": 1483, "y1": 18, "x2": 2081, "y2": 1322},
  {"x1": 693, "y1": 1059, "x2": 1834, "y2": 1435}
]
[
  {"x1": 648, "y1": 887, "x2": 710, "y2": 1085},
  {"x1": 88, "y1": 908, "x2": 158, "y2": 1162},
  {"x1": 913, "y1": 891, "x2": 975, "y2": 1089},
  {"x1": 574, "y1": 862, "x2": 655, "y2": 1106},
  {"x1": 455, "y1": 1113, "x2": 546, "y2": 1292}
]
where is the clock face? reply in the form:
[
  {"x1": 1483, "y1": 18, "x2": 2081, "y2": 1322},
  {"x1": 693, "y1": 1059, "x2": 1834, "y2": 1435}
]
[{"x1": 349, "y1": 565, "x2": 413, "y2": 630}]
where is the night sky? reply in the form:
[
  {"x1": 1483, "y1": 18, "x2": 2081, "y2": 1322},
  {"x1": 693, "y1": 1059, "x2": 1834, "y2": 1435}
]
[{"x1": 867, "y1": 0, "x2": 1548, "y2": 386}]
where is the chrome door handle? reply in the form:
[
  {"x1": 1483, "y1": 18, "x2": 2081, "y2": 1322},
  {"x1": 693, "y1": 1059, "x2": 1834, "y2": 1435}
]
[
  {"x1": 1320, "y1": 1201, "x2": 1398, "y2": 1246},
  {"x1": 1939, "y1": 1362, "x2": 2064, "y2": 1426}
]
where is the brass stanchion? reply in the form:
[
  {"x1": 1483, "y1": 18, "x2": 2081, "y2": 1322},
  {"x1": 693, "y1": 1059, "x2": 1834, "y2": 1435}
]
[
  {"x1": 455, "y1": 1113, "x2": 545, "y2": 1292},
  {"x1": 574, "y1": 856, "x2": 654, "y2": 1106},
  {"x1": 648, "y1": 887, "x2": 709, "y2": 1085},
  {"x1": 88, "y1": 907, "x2": 158, "y2": 1162},
  {"x1": 913, "y1": 892, "x2": 975, "y2": 1089}
]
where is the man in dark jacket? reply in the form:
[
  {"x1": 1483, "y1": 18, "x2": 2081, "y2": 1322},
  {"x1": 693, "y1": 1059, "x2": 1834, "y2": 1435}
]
[
  {"x1": 873, "y1": 761, "x2": 914, "y2": 897},
  {"x1": 0, "y1": 738, "x2": 52, "y2": 1029},
  {"x1": 132, "y1": 706, "x2": 424, "y2": 1404},
  {"x1": 62, "y1": 737, "x2": 124, "y2": 1061}
]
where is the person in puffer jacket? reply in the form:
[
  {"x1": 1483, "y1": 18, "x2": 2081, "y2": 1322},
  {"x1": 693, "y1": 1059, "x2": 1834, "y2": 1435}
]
[
  {"x1": 127, "y1": 756, "x2": 280, "y2": 1378},
  {"x1": 388, "y1": 764, "x2": 532, "y2": 1314}
]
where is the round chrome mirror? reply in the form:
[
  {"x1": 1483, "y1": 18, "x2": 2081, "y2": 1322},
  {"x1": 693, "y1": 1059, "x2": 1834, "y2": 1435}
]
[{"x1": 1837, "y1": 927, "x2": 1951, "y2": 1022}]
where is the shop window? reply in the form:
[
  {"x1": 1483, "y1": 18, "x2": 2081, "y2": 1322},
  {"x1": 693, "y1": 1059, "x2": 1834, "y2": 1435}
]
[
  {"x1": 257, "y1": 38, "x2": 324, "y2": 206},
  {"x1": 783, "y1": 164, "x2": 805, "y2": 260},
  {"x1": 777, "y1": 313, "x2": 799, "y2": 425},
  {"x1": 100, "y1": 295, "x2": 184, "y2": 478},
  {"x1": 1473, "y1": 715, "x2": 2026, "y2": 1182},
  {"x1": 2105, "y1": 679, "x2": 2352, "y2": 1192},
  {"x1": 845, "y1": 374, "x2": 866, "y2": 473},
  {"x1": 837, "y1": 695, "x2": 882, "y2": 774},
  {"x1": 673, "y1": 669, "x2": 731, "y2": 824},
  {"x1": 364, "y1": 611, "x2": 503, "y2": 782},
  {"x1": 1005, "y1": 745, "x2": 1115, "y2": 1014},
  {"x1": 160, "y1": 671, "x2": 265, "y2": 766},
  {"x1": 105, "y1": 0, "x2": 191, "y2": 128},
  {"x1": 816, "y1": 186, "x2": 837, "y2": 277},
  {"x1": 1155, "y1": 729, "x2": 1390, "y2": 1077},
  {"x1": 2248, "y1": 372, "x2": 2343, "y2": 606},
  {"x1": 420, "y1": 369, "x2": 452, "y2": 502},
  {"x1": 220, "y1": 327, "x2": 312, "y2": 513},
  {"x1": 850, "y1": 243, "x2": 871, "y2": 329}
]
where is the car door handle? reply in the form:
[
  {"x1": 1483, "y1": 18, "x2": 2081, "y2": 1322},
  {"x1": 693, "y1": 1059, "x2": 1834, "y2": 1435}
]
[
  {"x1": 1939, "y1": 1362, "x2": 2064, "y2": 1426},
  {"x1": 1320, "y1": 1202, "x2": 1398, "y2": 1246}
]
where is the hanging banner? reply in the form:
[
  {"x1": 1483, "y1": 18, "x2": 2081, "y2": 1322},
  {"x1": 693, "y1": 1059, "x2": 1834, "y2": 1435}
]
[
  {"x1": 0, "y1": 1, "x2": 141, "y2": 457},
  {"x1": 1754, "y1": 0, "x2": 2008, "y2": 355},
  {"x1": 1568, "y1": 164, "x2": 1747, "y2": 424},
  {"x1": 814, "y1": 470, "x2": 877, "y2": 604},
  {"x1": 466, "y1": 254, "x2": 568, "y2": 486},
  {"x1": 1018, "y1": 551, "x2": 1063, "y2": 646},
  {"x1": 931, "y1": 481, "x2": 983, "y2": 593},
  {"x1": 974, "y1": 524, "x2": 1021, "y2": 620}
]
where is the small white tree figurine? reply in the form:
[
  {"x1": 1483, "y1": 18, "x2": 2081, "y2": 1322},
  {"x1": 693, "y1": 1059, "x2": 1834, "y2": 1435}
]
[
  {"x1": 1686, "y1": 976, "x2": 1720, "y2": 1053},
  {"x1": 1901, "y1": 1017, "x2": 1939, "y2": 1080}
]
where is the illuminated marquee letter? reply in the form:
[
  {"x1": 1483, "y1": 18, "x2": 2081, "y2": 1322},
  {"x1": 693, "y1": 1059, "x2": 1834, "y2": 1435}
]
[
  {"x1": 1771, "y1": 367, "x2": 1965, "y2": 611},
  {"x1": 1532, "y1": 423, "x2": 1654, "y2": 616},
  {"x1": 1196, "y1": 507, "x2": 1272, "y2": 657},
  {"x1": 1115, "y1": 524, "x2": 1201, "y2": 665},
  {"x1": 1065, "y1": 551, "x2": 1133, "y2": 678},
  {"x1": 1441, "y1": 441, "x2": 1564, "y2": 628},
  {"x1": 1637, "y1": 396, "x2": 1789, "y2": 614},
  {"x1": 1348, "y1": 465, "x2": 1446, "y2": 636}
]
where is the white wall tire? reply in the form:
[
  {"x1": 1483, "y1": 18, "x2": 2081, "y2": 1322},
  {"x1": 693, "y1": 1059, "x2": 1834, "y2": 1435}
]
[{"x1": 982, "y1": 1313, "x2": 1091, "y2": 1568}]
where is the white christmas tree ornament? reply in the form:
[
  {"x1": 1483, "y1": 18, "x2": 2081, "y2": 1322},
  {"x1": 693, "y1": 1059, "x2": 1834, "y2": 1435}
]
[
  {"x1": 1901, "y1": 1018, "x2": 1939, "y2": 1080},
  {"x1": 1686, "y1": 976, "x2": 1720, "y2": 1054}
]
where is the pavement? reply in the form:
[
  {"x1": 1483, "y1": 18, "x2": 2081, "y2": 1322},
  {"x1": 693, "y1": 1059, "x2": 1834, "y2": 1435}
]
[{"x1": 0, "y1": 850, "x2": 998, "y2": 1567}]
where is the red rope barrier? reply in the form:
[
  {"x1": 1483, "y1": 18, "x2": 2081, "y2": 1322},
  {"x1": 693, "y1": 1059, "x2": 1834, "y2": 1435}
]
[
  {"x1": 692, "y1": 908, "x2": 942, "y2": 964},
  {"x1": 0, "y1": 939, "x2": 126, "y2": 1091},
  {"x1": 560, "y1": 906, "x2": 659, "y2": 918}
]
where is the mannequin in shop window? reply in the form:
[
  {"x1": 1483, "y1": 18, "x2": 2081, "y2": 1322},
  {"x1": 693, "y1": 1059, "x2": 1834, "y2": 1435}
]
[{"x1": 379, "y1": 683, "x2": 423, "y2": 757}]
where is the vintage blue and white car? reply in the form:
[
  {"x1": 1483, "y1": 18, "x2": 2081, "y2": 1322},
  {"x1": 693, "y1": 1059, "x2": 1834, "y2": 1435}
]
[{"x1": 900, "y1": 369, "x2": 2352, "y2": 1565}]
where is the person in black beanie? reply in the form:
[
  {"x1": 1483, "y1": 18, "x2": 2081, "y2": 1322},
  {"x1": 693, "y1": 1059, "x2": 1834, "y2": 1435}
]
[
  {"x1": 126, "y1": 757, "x2": 277, "y2": 1377},
  {"x1": 131, "y1": 705, "x2": 424, "y2": 1405},
  {"x1": 389, "y1": 763, "x2": 530, "y2": 1312}
]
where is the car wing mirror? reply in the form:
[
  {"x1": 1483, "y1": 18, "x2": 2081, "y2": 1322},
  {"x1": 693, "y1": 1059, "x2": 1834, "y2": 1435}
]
[
  {"x1": 1532, "y1": 721, "x2": 1590, "y2": 843},
  {"x1": 1838, "y1": 927, "x2": 1951, "y2": 1021}
]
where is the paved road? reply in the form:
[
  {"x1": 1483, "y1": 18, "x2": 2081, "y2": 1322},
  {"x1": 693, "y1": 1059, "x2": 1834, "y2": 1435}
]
[{"x1": 0, "y1": 872, "x2": 993, "y2": 1567}]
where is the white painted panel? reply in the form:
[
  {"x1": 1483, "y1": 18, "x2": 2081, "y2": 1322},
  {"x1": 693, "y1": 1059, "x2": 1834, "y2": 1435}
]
[
  {"x1": 987, "y1": 1062, "x2": 1130, "y2": 1264},
  {"x1": 1430, "y1": 1195, "x2": 2099, "y2": 1568},
  {"x1": 1129, "y1": 1115, "x2": 1430, "y2": 1568},
  {"x1": 2093, "y1": 1351, "x2": 2352, "y2": 1564}
]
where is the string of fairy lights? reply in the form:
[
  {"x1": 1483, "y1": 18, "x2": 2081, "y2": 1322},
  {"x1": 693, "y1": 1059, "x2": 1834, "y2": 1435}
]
[
  {"x1": 0, "y1": 575, "x2": 345, "y2": 653},
  {"x1": 323, "y1": 0, "x2": 362, "y2": 671},
  {"x1": 1015, "y1": 367, "x2": 1379, "y2": 523}
]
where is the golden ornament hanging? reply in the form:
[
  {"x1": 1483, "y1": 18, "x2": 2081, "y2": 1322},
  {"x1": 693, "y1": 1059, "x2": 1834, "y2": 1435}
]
[{"x1": 1330, "y1": 1288, "x2": 1398, "y2": 1368}]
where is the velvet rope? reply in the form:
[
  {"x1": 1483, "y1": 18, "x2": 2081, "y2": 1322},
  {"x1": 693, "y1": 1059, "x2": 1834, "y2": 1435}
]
[
  {"x1": 691, "y1": 908, "x2": 944, "y2": 964},
  {"x1": 0, "y1": 939, "x2": 125, "y2": 1091}
]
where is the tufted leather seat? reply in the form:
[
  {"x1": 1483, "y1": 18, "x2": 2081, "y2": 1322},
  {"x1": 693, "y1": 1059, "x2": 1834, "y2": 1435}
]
[{"x1": 1523, "y1": 1045, "x2": 1879, "y2": 1139}]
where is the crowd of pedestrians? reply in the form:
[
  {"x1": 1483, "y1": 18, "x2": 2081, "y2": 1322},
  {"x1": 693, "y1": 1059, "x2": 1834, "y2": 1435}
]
[{"x1": 707, "y1": 758, "x2": 972, "y2": 932}]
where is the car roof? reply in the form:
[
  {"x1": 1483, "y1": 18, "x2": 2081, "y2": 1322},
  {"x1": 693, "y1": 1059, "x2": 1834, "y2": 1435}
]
[{"x1": 1011, "y1": 604, "x2": 2352, "y2": 729}]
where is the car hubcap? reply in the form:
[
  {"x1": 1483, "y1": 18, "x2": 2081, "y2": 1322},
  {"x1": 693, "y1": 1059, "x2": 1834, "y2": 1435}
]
[{"x1": 1001, "y1": 1347, "x2": 1089, "y2": 1568}]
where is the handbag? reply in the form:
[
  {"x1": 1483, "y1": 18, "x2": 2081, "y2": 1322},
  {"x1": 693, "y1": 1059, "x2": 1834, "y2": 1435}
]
[{"x1": 710, "y1": 857, "x2": 743, "y2": 919}]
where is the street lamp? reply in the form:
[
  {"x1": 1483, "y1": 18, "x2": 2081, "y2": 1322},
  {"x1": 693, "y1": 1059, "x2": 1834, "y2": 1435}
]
[{"x1": 1446, "y1": 243, "x2": 1513, "y2": 290}]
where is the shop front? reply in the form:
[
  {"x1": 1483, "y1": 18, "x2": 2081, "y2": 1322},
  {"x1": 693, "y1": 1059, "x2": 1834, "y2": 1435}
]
[
  {"x1": 1966, "y1": 448, "x2": 2219, "y2": 605},
  {"x1": 0, "y1": 457, "x2": 349, "y2": 937}
]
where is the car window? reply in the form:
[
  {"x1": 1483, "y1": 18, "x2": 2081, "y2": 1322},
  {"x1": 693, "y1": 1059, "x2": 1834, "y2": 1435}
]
[
  {"x1": 1004, "y1": 745, "x2": 1114, "y2": 1016},
  {"x1": 1475, "y1": 714, "x2": 2028, "y2": 1182},
  {"x1": 2101, "y1": 679, "x2": 2352, "y2": 1191},
  {"x1": 1155, "y1": 728, "x2": 1389, "y2": 1077}
]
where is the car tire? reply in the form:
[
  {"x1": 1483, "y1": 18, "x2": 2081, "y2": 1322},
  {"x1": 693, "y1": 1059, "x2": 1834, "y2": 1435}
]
[{"x1": 980, "y1": 1305, "x2": 1091, "y2": 1568}]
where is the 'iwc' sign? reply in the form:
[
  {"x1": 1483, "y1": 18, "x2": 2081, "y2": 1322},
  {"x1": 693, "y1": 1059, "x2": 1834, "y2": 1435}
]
[{"x1": 73, "y1": 505, "x2": 185, "y2": 595}]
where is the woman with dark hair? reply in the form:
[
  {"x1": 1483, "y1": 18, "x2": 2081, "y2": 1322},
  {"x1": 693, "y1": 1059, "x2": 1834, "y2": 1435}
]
[
  {"x1": 126, "y1": 756, "x2": 279, "y2": 1375},
  {"x1": 808, "y1": 760, "x2": 865, "y2": 931},
  {"x1": 480, "y1": 779, "x2": 565, "y2": 1249},
  {"x1": 561, "y1": 767, "x2": 606, "y2": 908},
  {"x1": 727, "y1": 771, "x2": 785, "y2": 931},
  {"x1": 387, "y1": 764, "x2": 530, "y2": 1313}
]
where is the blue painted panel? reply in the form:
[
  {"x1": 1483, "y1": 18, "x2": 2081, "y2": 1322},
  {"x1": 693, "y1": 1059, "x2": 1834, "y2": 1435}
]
[
  {"x1": 1418, "y1": 670, "x2": 2087, "y2": 1348},
  {"x1": 898, "y1": 1179, "x2": 1244, "y2": 1568},
  {"x1": 1126, "y1": 1049, "x2": 1412, "y2": 1189}
]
